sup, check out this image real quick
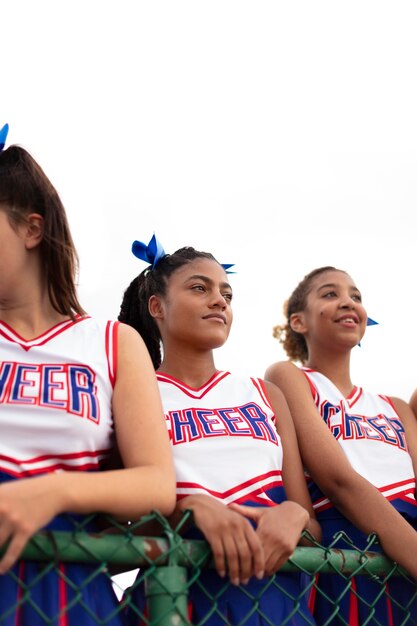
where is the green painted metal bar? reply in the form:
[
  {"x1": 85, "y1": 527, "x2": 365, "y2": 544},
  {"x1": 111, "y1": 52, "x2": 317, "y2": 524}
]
[
  {"x1": 145, "y1": 566, "x2": 189, "y2": 626},
  {"x1": 0, "y1": 531, "x2": 404, "y2": 578}
]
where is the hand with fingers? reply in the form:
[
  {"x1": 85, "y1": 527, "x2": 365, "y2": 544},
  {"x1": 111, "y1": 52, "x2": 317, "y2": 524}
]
[
  {"x1": 229, "y1": 501, "x2": 309, "y2": 576},
  {"x1": 0, "y1": 475, "x2": 62, "y2": 573},
  {"x1": 176, "y1": 494, "x2": 266, "y2": 585}
]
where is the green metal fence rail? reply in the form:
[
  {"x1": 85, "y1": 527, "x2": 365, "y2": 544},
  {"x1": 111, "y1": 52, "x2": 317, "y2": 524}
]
[{"x1": 0, "y1": 511, "x2": 416, "y2": 625}]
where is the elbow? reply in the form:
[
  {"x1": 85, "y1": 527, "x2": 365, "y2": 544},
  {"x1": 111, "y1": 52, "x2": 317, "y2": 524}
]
[
  {"x1": 154, "y1": 471, "x2": 177, "y2": 517},
  {"x1": 158, "y1": 488, "x2": 177, "y2": 517},
  {"x1": 315, "y1": 469, "x2": 367, "y2": 513}
]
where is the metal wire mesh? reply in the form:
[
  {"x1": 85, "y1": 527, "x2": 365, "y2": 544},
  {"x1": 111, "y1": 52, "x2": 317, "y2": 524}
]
[{"x1": 0, "y1": 512, "x2": 416, "y2": 625}]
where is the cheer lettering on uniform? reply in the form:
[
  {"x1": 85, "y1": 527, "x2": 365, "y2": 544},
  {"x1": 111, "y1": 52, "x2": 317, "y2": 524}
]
[
  {"x1": 321, "y1": 400, "x2": 408, "y2": 450},
  {"x1": 167, "y1": 402, "x2": 280, "y2": 444},
  {"x1": 0, "y1": 361, "x2": 99, "y2": 421}
]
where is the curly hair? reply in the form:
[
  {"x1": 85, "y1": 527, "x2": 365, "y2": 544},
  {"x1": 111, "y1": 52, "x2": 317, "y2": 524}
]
[
  {"x1": 118, "y1": 247, "x2": 220, "y2": 369},
  {"x1": 273, "y1": 266, "x2": 346, "y2": 364}
]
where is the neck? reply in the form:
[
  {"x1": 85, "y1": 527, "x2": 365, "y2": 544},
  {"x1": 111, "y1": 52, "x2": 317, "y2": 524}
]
[
  {"x1": 306, "y1": 348, "x2": 354, "y2": 397},
  {"x1": 0, "y1": 258, "x2": 71, "y2": 338},
  {"x1": 0, "y1": 296, "x2": 70, "y2": 339},
  {"x1": 158, "y1": 348, "x2": 218, "y2": 389}
]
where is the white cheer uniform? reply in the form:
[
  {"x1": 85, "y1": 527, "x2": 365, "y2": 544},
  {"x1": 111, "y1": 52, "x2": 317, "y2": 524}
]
[
  {"x1": 127, "y1": 370, "x2": 316, "y2": 626},
  {"x1": 302, "y1": 367, "x2": 417, "y2": 626},
  {"x1": 301, "y1": 367, "x2": 416, "y2": 516},
  {"x1": 0, "y1": 316, "x2": 122, "y2": 626}
]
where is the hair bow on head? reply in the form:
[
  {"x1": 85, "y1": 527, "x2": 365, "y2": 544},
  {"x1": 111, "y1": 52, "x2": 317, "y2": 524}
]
[
  {"x1": 0, "y1": 124, "x2": 9, "y2": 152},
  {"x1": 132, "y1": 234, "x2": 166, "y2": 269},
  {"x1": 132, "y1": 234, "x2": 236, "y2": 274}
]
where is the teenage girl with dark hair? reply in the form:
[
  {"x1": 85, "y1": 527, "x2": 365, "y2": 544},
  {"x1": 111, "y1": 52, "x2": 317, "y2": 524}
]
[
  {"x1": 0, "y1": 126, "x2": 176, "y2": 626},
  {"x1": 265, "y1": 266, "x2": 417, "y2": 625},
  {"x1": 119, "y1": 238, "x2": 321, "y2": 625}
]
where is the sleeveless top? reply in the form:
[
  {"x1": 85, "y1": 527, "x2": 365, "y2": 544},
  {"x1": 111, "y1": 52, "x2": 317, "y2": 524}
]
[
  {"x1": 157, "y1": 370, "x2": 285, "y2": 506},
  {"x1": 0, "y1": 316, "x2": 118, "y2": 481},
  {"x1": 302, "y1": 367, "x2": 417, "y2": 517}
]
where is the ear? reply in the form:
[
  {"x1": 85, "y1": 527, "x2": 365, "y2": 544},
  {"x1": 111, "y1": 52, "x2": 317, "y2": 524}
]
[
  {"x1": 148, "y1": 294, "x2": 164, "y2": 320},
  {"x1": 289, "y1": 312, "x2": 307, "y2": 335},
  {"x1": 24, "y1": 213, "x2": 44, "y2": 250}
]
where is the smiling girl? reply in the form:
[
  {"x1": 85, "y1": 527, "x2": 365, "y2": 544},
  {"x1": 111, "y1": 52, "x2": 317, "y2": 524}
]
[{"x1": 265, "y1": 266, "x2": 417, "y2": 625}]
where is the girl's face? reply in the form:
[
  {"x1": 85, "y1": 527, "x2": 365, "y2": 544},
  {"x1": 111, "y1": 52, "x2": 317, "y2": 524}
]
[
  {"x1": 0, "y1": 209, "x2": 27, "y2": 296},
  {"x1": 150, "y1": 257, "x2": 233, "y2": 350},
  {"x1": 291, "y1": 270, "x2": 368, "y2": 351}
]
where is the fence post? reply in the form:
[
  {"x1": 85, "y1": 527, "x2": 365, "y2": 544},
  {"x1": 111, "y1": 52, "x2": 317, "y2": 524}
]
[{"x1": 145, "y1": 565, "x2": 189, "y2": 626}]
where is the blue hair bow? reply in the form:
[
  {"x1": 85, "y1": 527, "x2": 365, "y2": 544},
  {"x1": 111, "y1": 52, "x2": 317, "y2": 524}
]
[
  {"x1": 0, "y1": 123, "x2": 9, "y2": 152},
  {"x1": 131, "y1": 234, "x2": 235, "y2": 273},
  {"x1": 132, "y1": 234, "x2": 166, "y2": 269}
]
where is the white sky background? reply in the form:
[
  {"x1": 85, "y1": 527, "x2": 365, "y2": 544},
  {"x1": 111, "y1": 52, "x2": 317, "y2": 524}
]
[{"x1": 3, "y1": 1, "x2": 417, "y2": 404}]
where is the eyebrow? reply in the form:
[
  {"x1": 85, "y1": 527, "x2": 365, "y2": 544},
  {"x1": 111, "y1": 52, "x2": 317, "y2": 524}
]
[
  {"x1": 187, "y1": 274, "x2": 232, "y2": 290},
  {"x1": 316, "y1": 282, "x2": 361, "y2": 294}
]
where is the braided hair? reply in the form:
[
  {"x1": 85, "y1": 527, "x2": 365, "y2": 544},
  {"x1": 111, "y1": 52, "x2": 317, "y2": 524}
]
[
  {"x1": 118, "y1": 247, "x2": 219, "y2": 369},
  {"x1": 273, "y1": 266, "x2": 346, "y2": 364}
]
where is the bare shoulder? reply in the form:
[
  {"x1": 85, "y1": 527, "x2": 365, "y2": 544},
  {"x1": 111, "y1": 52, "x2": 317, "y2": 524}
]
[
  {"x1": 409, "y1": 389, "x2": 417, "y2": 417},
  {"x1": 262, "y1": 379, "x2": 287, "y2": 406},
  {"x1": 390, "y1": 395, "x2": 417, "y2": 465},
  {"x1": 264, "y1": 360, "x2": 303, "y2": 384},
  {"x1": 115, "y1": 322, "x2": 156, "y2": 379},
  {"x1": 264, "y1": 360, "x2": 311, "y2": 400},
  {"x1": 117, "y1": 320, "x2": 142, "y2": 341},
  {"x1": 117, "y1": 322, "x2": 150, "y2": 356},
  {"x1": 390, "y1": 395, "x2": 416, "y2": 425}
]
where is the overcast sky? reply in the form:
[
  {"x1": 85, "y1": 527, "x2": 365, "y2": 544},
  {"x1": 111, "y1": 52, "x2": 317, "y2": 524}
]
[{"x1": 4, "y1": 1, "x2": 417, "y2": 402}]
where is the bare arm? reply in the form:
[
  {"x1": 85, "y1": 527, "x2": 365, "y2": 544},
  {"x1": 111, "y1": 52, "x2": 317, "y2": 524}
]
[
  {"x1": 409, "y1": 388, "x2": 417, "y2": 419},
  {"x1": 391, "y1": 396, "x2": 417, "y2": 493},
  {"x1": 0, "y1": 323, "x2": 176, "y2": 572},
  {"x1": 229, "y1": 381, "x2": 321, "y2": 575},
  {"x1": 265, "y1": 360, "x2": 417, "y2": 580},
  {"x1": 264, "y1": 380, "x2": 321, "y2": 544}
]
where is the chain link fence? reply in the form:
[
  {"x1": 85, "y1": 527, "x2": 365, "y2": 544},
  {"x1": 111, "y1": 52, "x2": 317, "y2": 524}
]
[{"x1": 0, "y1": 511, "x2": 416, "y2": 625}]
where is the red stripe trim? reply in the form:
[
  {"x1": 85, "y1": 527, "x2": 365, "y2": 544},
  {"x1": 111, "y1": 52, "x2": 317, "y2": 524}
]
[
  {"x1": 348, "y1": 577, "x2": 359, "y2": 626},
  {"x1": 383, "y1": 394, "x2": 401, "y2": 417},
  {"x1": 58, "y1": 563, "x2": 69, "y2": 626},
  {"x1": 157, "y1": 370, "x2": 231, "y2": 398},
  {"x1": 106, "y1": 321, "x2": 119, "y2": 387},
  {"x1": 232, "y1": 493, "x2": 278, "y2": 506},
  {"x1": 177, "y1": 471, "x2": 283, "y2": 500},
  {"x1": 314, "y1": 485, "x2": 417, "y2": 512},
  {"x1": 313, "y1": 500, "x2": 332, "y2": 512},
  {"x1": 301, "y1": 370, "x2": 320, "y2": 405},
  {"x1": 15, "y1": 561, "x2": 25, "y2": 626},
  {"x1": 385, "y1": 581, "x2": 394, "y2": 626},
  {"x1": 308, "y1": 573, "x2": 318, "y2": 614},
  {"x1": 0, "y1": 448, "x2": 111, "y2": 464},
  {"x1": 251, "y1": 377, "x2": 271, "y2": 408},
  {"x1": 379, "y1": 478, "x2": 416, "y2": 494},
  {"x1": 0, "y1": 316, "x2": 89, "y2": 351},
  {"x1": 347, "y1": 386, "x2": 362, "y2": 408},
  {"x1": 0, "y1": 461, "x2": 106, "y2": 478}
]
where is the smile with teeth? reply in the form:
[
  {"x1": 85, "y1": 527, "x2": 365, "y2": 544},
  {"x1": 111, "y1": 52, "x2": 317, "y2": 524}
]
[{"x1": 336, "y1": 316, "x2": 358, "y2": 325}]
